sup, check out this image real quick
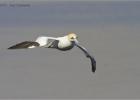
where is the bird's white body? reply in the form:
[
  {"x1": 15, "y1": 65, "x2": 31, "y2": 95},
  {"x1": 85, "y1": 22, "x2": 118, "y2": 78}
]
[
  {"x1": 29, "y1": 35, "x2": 72, "y2": 49},
  {"x1": 57, "y1": 36, "x2": 72, "y2": 49}
]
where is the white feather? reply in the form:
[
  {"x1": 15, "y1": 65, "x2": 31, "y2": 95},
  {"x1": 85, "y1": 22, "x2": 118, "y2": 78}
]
[
  {"x1": 57, "y1": 36, "x2": 72, "y2": 49},
  {"x1": 35, "y1": 36, "x2": 59, "y2": 47}
]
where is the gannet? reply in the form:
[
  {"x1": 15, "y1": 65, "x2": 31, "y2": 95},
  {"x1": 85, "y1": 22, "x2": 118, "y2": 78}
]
[{"x1": 8, "y1": 33, "x2": 96, "y2": 73}]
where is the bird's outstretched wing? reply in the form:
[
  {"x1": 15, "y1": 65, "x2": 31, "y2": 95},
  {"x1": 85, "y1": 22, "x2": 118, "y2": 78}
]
[
  {"x1": 75, "y1": 43, "x2": 96, "y2": 73},
  {"x1": 8, "y1": 41, "x2": 40, "y2": 49}
]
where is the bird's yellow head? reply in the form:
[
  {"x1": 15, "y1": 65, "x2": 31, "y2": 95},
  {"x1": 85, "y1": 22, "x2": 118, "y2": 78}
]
[{"x1": 67, "y1": 33, "x2": 78, "y2": 42}]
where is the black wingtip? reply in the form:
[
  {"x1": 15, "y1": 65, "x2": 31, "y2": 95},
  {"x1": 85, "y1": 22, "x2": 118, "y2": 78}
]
[
  {"x1": 7, "y1": 46, "x2": 24, "y2": 50},
  {"x1": 90, "y1": 57, "x2": 96, "y2": 73},
  {"x1": 7, "y1": 46, "x2": 17, "y2": 49},
  {"x1": 92, "y1": 61, "x2": 96, "y2": 73}
]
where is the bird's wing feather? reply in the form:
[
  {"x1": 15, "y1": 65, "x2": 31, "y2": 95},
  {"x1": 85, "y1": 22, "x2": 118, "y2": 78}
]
[
  {"x1": 8, "y1": 41, "x2": 40, "y2": 49},
  {"x1": 45, "y1": 39, "x2": 59, "y2": 48},
  {"x1": 75, "y1": 43, "x2": 96, "y2": 73}
]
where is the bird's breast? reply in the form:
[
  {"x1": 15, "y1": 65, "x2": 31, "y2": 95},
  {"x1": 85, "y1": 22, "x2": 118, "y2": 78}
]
[{"x1": 57, "y1": 40, "x2": 74, "y2": 51}]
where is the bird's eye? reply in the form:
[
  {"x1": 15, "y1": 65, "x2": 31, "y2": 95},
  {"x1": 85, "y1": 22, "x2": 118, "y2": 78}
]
[{"x1": 71, "y1": 37, "x2": 74, "y2": 39}]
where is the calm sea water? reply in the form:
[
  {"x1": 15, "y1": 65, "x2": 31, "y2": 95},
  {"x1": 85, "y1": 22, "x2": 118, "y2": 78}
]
[
  {"x1": 0, "y1": 1, "x2": 140, "y2": 27},
  {"x1": 0, "y1": 1, "x2": 140, "y2": 98}
]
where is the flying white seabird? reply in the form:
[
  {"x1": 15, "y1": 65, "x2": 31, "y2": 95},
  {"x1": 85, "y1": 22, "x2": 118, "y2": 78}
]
[{"x1": 8, "y1": 33, "x2": 96, "y2": 73}]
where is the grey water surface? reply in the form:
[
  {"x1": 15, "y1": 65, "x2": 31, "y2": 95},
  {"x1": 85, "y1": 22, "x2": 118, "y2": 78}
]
[{"x1": 0, "y1": 1, "x2": 140, "y2": 98}]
